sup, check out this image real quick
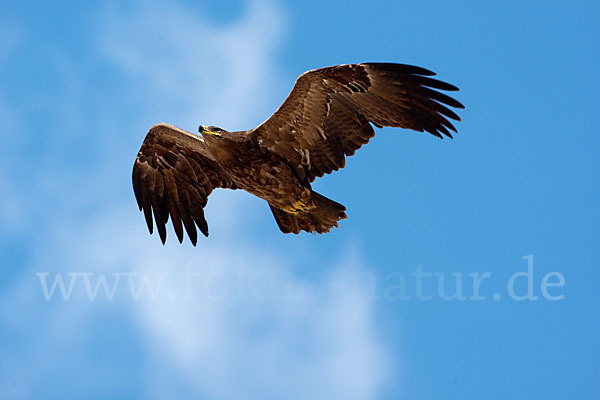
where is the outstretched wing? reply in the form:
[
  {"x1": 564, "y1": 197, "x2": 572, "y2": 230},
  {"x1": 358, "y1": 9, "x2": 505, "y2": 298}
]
[
  {"x1": 132, "y1": 123, "x2": 236, "y2": 245},
  {"x1": 251, "y1": 63, "x2": 464, "y2": 182}
]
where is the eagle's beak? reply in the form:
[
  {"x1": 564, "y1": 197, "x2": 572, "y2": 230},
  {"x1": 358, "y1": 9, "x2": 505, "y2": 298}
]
[{"x1": 199, "y1": 125, "x2": 220, "y2": 136}]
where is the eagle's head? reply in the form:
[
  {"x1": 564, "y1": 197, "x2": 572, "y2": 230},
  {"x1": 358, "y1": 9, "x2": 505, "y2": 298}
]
[{"x1": 198, "y1": 125, "x2": 226, "y2": 139}]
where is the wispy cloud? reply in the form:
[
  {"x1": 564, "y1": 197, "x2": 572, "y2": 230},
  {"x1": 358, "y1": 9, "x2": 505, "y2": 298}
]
[
  {"x1": 1, "y1": 1, "x2": 392, "y2": 399},
  {"x1": 99, "y1": 0, "x2": 286, "y2": 130}
]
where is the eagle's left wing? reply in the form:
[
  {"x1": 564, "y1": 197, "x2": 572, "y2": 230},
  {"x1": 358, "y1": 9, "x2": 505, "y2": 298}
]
[
  {"x1": 132, "y1": 123, "x2": 236, "y2": 245},
  {"x1": 251, "y1": 63, "x2": 464, "y2": 183}
]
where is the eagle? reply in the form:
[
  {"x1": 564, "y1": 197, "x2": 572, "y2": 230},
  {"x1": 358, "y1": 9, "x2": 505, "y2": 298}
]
[{"x1": 132, "y1": 63, "x2": 463, "y2": 244}]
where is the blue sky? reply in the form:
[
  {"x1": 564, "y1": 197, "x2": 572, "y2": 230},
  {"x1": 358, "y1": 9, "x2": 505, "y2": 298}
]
[{"x1": 1, "y1": 0, "x2": 598, "y2": 399}]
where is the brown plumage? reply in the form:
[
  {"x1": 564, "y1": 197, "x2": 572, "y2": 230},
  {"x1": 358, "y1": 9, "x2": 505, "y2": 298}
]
[{"x1": 132, "y1": 63, "x2": 464, "y2": 244}]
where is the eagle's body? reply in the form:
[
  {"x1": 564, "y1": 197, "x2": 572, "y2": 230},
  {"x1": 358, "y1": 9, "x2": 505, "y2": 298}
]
[
  {"x1": 133, "y1": 63, "x2": 464, "y2": 244},
  {"x1": 204, "y1": 131, "x2": 315, "y2": 211}
]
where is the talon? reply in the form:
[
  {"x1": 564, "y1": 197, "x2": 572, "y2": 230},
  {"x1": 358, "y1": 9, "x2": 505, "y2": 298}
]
[
  {"x1": 293, "y1": 200, "x2": 306, "y2": 210},
  {"x1": 283, "y1": 200, "x2": 306, "y2": 214},
  {"x1": 283, "y1": 204, "x2": 299, "y2": 214}
]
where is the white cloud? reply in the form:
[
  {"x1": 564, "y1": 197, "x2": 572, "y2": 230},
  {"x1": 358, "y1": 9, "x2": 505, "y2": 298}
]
[
  {"x1": 1, "y1": 1, "x2": 393, "y2": 399},
  {"x1": 99, "y1": 0, "x2": 286, "y2": 130},
  {"x1": 6, "y1": 203, "x2": 389, "y2": 399},
  {"x1": 135, "y1": 245, "x2": 389, "y2": 400}
]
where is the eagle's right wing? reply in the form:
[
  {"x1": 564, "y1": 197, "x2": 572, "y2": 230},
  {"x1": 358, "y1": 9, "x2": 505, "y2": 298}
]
[{"x1": 132, "y1": 123, "x2": 236, "y2": 245}]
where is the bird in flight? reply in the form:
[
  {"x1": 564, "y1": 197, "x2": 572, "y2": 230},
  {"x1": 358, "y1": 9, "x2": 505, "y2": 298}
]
[{"x1": 132, "y1": 63, "x2": 463, "y2": 245}]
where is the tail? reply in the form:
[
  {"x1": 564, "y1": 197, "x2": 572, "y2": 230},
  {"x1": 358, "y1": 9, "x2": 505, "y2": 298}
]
[{"x1": 269, "y1": 191, "x2": 347, "y2": 234}]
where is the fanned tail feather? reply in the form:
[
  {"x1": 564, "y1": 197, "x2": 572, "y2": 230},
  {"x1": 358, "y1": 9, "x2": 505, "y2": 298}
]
[{"x1": 269, "y1": 191, "x2": 347, "y2": 234}]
